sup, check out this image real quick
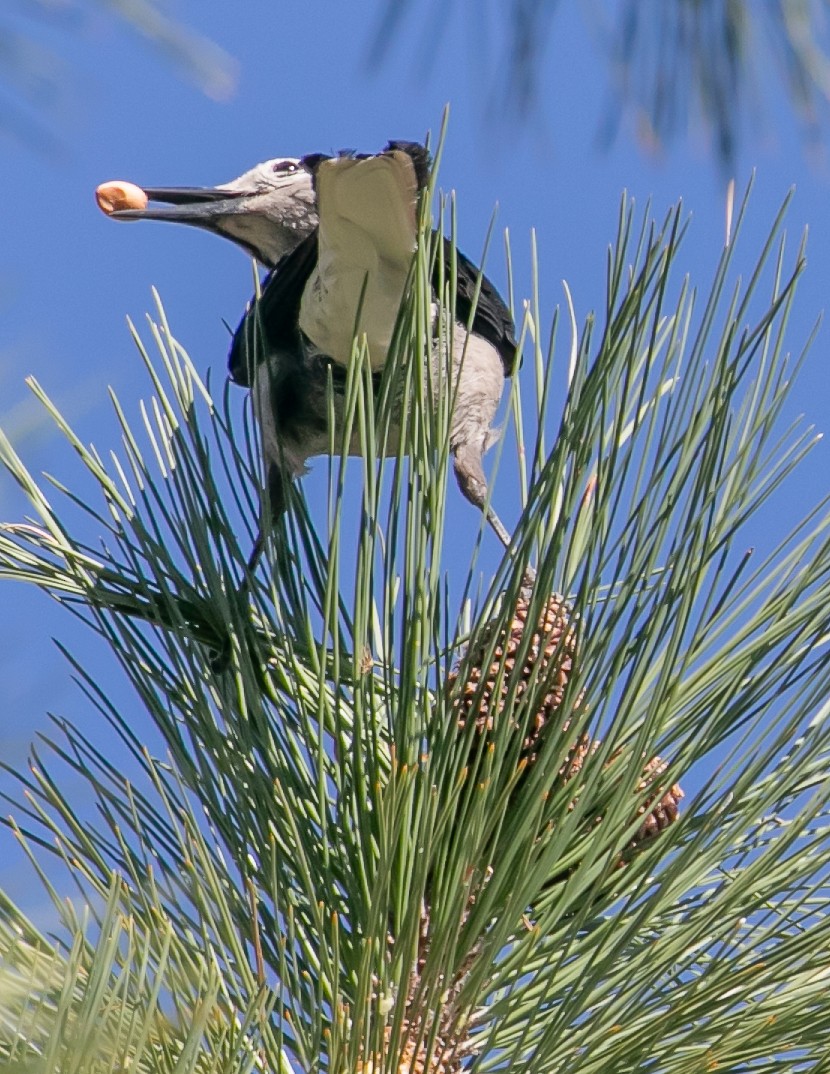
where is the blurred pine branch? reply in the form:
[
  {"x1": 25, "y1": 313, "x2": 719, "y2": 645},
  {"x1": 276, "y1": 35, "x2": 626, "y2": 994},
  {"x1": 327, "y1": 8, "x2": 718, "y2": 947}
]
[
  {"x1": 0, "y1": 0, "x2": 235, "y2": 148},
  {"x1": 1, "y1": 173, "x2": 830, "y2": 1070},
  {"x1": 372, "y1": 0, "x2": 830, "y2": 168}
]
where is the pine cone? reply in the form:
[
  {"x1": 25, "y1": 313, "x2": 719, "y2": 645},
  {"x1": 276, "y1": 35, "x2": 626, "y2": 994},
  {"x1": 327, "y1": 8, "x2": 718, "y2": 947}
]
[
  {"x1": 448, "y1": 593, "x2": 578, "y2": 771},
  {"x1": 542, "y1": 748, "x2": 684, "y2": 895},
  {"x1": 558, "y1": 748, "x2": 684, "y2": 871},
  {"x1": 623, "y1": 754, "x2": 684, "y2": 857}
]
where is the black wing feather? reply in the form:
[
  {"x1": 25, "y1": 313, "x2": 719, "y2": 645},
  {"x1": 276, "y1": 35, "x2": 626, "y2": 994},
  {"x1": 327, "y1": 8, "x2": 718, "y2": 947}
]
[
  {"x1": 438, "y1": 238, "x2": 518, "y2": 377},
  {"x1": 228, "y1": 232, "x2": 318, "y2": 387}
]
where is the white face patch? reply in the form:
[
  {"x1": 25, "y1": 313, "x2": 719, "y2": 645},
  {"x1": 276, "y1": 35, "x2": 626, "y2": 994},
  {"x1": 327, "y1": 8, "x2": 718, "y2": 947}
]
[
  {"x1": 208, "y1": 162, "x2": 317, "y2": 266},
  {"x1": 219, "y1": 158, "x2": 305, "y2": 196}
]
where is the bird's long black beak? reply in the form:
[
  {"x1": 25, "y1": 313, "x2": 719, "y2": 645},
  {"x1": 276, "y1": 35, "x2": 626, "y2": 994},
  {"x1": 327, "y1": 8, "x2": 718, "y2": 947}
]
[{"x1": 111, "y1": 186, "x2": 249, "y2": 222}]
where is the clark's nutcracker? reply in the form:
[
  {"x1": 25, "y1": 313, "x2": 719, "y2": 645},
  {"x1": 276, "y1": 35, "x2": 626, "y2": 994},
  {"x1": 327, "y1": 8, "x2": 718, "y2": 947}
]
[{"x1": 104, "y1": 141, "x2": 518, "y2": 555}]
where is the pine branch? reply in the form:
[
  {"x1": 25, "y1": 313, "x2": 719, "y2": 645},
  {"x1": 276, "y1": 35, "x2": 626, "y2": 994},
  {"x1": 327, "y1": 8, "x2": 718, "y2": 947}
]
[{"x1": 2, "y1": 171, "x2": 830, "y2": 1071}]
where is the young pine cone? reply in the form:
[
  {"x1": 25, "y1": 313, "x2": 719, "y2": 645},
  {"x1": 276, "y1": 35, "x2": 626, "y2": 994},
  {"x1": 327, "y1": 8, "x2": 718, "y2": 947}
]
[{"x1": 355, "y1": 1025, "x2": 455, "y2": 1074}]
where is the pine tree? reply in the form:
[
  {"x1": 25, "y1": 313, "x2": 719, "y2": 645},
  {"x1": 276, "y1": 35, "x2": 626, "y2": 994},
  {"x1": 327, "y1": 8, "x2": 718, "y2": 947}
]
[{"x1": 2, "y1": 171, "x2": 830, "y2": 1073}]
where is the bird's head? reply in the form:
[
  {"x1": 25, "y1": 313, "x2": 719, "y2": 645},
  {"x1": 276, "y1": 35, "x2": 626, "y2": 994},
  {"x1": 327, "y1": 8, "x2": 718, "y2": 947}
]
[{"x1": 97, "y1": 158, "x2": 318, "y2": 268}]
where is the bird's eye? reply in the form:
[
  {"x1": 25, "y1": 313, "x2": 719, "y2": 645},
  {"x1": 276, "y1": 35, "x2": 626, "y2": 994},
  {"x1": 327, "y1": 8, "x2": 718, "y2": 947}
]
[{"x1": 272, "y1": 160, "x2": 298, "y2": 174}]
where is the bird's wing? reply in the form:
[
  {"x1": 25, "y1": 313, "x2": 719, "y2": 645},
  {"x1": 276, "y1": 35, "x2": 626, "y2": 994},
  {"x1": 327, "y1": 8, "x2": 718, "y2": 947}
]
[
  {"x1": 298, "y1": 148, "x2": 422, "y2": 369},
  {"x1": 439, "y1": 238, "x2": 519, "y2": 378},
  {"x1": 228, "y1": 232, "x2": 319, "y2": 387}
]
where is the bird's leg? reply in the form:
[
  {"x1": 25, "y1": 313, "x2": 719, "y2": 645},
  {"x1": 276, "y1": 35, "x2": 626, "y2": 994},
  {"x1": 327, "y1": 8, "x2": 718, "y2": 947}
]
[
  {"x1": 452, "y1": 441, "x2": 513, "y2": 549},
  {"x1": 452, "y1": 443, "x2": 536, "y2": 590},
  {"x1": 246, "y1": 462, "x2": 291, "y2": 576}
]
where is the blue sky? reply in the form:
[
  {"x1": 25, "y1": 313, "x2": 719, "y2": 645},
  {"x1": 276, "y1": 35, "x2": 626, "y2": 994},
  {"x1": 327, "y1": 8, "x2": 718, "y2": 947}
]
[{"x1": 2, "y1": 2, "x2": 829, "y2": 910}]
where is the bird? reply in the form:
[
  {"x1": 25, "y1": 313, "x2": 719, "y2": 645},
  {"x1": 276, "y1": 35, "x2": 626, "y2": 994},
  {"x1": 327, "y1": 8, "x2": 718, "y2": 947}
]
[
  {"x1": 230, "y1": 142, "x2": 518, "y2": 554},
  {"x1": 101, "y1": 141, "x2": 518, "y2": 562}
]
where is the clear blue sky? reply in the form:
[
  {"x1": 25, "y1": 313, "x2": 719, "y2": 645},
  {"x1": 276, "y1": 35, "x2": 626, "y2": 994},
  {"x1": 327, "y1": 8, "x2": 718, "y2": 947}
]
[{"x1": 2, "y1": 2, "x2": 828, "y2": 911}]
